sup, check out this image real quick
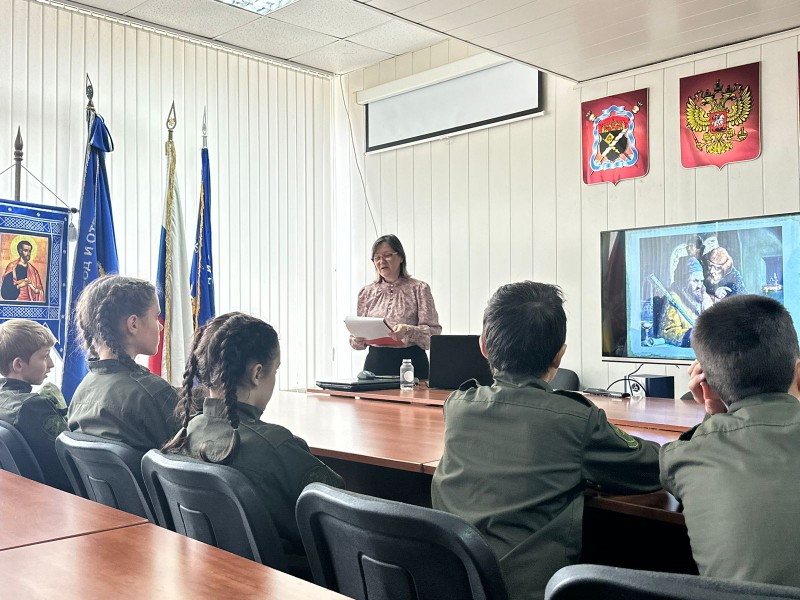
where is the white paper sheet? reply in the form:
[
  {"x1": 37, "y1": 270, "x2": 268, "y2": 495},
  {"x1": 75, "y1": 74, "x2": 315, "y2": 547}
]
[{"x1": 344, "y1": 316, "x2": 391, "y2": 339}]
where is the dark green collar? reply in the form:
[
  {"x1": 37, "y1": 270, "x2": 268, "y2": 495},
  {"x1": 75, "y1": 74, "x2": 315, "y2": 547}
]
[
  {"x1": 202, "y1": 397, "x2": 264, "y2": 421},
  {"x1": 0, "y1": 378, "x2": 33, "y2": 393},
  {"x1": 493, "y1": 371, "x2": 553, "y2": 391},
  {"x1": 87, "y1": 358, "x2": 143, "y2": 374},
  {"x1": 727, "y1": 392, "x2": 799, "y2": 413}
]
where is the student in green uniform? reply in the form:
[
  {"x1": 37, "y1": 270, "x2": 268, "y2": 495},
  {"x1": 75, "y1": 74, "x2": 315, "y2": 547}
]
[
  {"x1": 431, "y1": 281, "x2": 661, "y2": 600},
  {"x1": 162, "y1": 312, "x2": 344, "y2": 572},
  {"x1": 67, "y1": 275, "x2": 178, "y2": 452},
  {"x1": 660, "y1": 295, "x2": 800, "y2": 586},
  {"x1": 0, "y1": 319, "x2": 71, "y2": 491}
]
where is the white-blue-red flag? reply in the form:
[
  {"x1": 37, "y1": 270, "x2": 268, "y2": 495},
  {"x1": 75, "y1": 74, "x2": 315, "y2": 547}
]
[
  {"x1": 149, "y1": 102, "x2": 192, "y2": 385},
  {"x1": 190, "y1": 111, "x2": 215, "y2": 330},
  {"x1": 63, "y1": 80, "x2": 120, "y2": 402}
]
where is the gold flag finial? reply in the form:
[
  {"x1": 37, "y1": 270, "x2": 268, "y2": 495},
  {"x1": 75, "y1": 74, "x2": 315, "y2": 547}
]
[
  {"x1": 202, "y1": 107, "x2": 207, "y2": 148},
  {"x1": 86, "y1": 74, "x2": 94, "y2": 112},
  {"x1": 166, "y1": 101, "x2": 176, "y2": 154}
]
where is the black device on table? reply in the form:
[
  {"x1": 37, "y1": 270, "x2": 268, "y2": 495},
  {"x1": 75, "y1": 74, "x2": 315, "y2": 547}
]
[
  {"x1": 427, "y1": 335, "x2": 493, "y2": 389},
  {"x1": 315, "y1": 371, "x2": 402, "y2": 392}
]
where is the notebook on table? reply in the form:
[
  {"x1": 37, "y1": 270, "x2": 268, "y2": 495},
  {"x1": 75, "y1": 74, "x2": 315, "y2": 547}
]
[
  {"x1": 315, "y1": 377, "x2": 402, "y2": 392},
  {"x1": 427, "y1": 335, "x2": 493, "y2": 389}
]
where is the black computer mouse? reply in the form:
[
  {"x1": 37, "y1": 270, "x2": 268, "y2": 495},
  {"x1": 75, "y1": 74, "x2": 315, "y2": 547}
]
[{"x1": 356, "y1": 370, "x2": 376, "y2": 380}]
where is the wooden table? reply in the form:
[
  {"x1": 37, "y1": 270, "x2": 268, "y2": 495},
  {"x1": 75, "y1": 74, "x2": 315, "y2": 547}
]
[
  {"x1": 0, "y1": 469, "x2": 147, "y2": 550},
  {"x1": 0, "y1": 523, "x2": 348, "y2": 599},
  {"x1": 308, "y1": 386, "x2": 450, "y2": 406},
  {"x1": 270, "y1": 390, "x2": 697, "y2": 573},
  {"x1": 584, "y1": 393, "x2": 704, "y2": 433},
  {"x1": 268, "y1": 392, "x2": 444, "y2": 472}
]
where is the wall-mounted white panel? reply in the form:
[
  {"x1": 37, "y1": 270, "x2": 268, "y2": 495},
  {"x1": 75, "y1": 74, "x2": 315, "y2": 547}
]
[{"x1": 366, "y1": 60, "x2": 542, "y2": 151}]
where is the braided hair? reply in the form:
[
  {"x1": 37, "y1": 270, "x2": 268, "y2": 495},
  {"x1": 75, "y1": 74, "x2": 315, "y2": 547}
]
[
  {"x1": 162, "y1": 312, "x2": 279, "y2": 464},
  {"x1": 73, "y1": 275, "x2": 157, "y2": 371}
]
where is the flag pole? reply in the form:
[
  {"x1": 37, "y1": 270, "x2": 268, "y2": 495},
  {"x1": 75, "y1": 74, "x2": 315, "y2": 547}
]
[{"x1": 13, "y1": 127, "x2": 22, "y2": 201}]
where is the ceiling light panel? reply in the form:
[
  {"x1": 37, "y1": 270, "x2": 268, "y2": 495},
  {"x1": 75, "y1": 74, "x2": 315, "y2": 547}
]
[{"x1": 214, "y1": 0, "x2": 299, "y2": 16}]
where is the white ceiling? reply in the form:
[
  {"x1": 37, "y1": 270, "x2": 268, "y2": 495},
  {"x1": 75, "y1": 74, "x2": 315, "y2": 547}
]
[
  {"x1": 68, "y1": 0, "x2": 446, "y2": 74},
  {"x1": 68, "y1": 0, "x2": 800, "y2": 81},
  {"x1": 358, "y1": 0, "x2": 800, "y2": 82}
]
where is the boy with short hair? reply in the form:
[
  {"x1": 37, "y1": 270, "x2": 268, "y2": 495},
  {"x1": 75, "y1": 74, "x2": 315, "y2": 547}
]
[
  {"x1": 432, "y1": 281, "x2": 661, "y2": 600},
  {"x1": 0, "y1": 319, "x2": 71, "y2": 491},
  {"x1": 660, "y1": 295, "x2": 800, "y2": 586}
]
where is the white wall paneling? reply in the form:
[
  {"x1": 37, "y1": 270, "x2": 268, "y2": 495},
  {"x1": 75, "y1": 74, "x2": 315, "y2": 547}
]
[
  {"x1": 332, "y1": 35, "x2": 800, "y2": 394},
  {"x1": 0, "y1": 0, "x2": 331, "y2": 390}
]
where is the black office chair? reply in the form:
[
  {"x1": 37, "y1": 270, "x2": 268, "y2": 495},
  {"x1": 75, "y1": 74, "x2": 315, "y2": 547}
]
[
  {"x1": 141, "y1": 450, "x2": 287, "y2": 570},
  {"x1": 545, "y1": 564, "x2": 800, "y2": 600},
  {"x1": 55, "y1": 431, "x2": 154, "y2": 520},
  {"x1": 551, "y1": 368, "x2": 580, "y2": 391},
  {"x1": 0, "y1": 420, "x2": 45, "y2": 483},
  {"x1": 296, "y1": 482, "x2": 508, "y2": 600}
]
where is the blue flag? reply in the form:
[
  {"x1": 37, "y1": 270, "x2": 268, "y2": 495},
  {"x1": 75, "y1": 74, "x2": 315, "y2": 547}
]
[
  {"x1": 190, "y1": 147, "x2": 215, "y2": 329},
  {"x1": 62, "y1": 113, "x2": 119, "y2": 402}
]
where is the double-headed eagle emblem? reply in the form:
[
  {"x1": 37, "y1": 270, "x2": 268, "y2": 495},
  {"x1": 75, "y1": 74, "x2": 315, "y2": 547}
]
[{"x1": 685, "y1": 78, "x2": 752, "y2": 154}]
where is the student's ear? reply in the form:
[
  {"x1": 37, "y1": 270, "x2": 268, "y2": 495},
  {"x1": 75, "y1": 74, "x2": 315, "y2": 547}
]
[
  {"x1": 551, "y1": 344, "x2": 567, "y2": 370},
  {"x1": 247, "y1": 362, "x2": 263, "y2": 388},
  {"x1": 125, "y1": 314, "x2": 139, "y2": 336},
  {"x1": 790, "y1": 359, "x2": 800, "y2": 399},
  {"x1": 9, "y1": 357, "x2": 24, "y2": 375},
  {"x1": 479, "y1": 335, "x2": 488, "y2": 359}
]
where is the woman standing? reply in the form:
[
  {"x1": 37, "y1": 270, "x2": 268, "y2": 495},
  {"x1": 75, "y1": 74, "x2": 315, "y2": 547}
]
[{"x1": 350, "y1": 235, "x2": 441, "y2": 379}]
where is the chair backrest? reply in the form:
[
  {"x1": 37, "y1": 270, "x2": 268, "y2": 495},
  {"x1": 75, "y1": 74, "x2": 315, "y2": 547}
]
[
  {"x1": 296, "y1": 482, "x2": 508, "y2": 600},
  {"x1": 54, "y1": 431, "x2": 154, "y2": 520},
  {"x1": 551, "y1": 368, "x2": 580, "y2": 391},
  {"x1": 141, "y1": 449, "x2": 287, "y2": 570},
  {"x1": 0, "y1": 420, "x2": 44, "y2": 483},
  {"x1": 545, "y1": 565, "x2": 800, "y2": 600}
]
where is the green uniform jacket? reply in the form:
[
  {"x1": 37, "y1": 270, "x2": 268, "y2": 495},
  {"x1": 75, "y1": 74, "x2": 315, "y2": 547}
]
[
  {"x1": 67, "y1": 359, "x2": 178, "y2": 453},
  {"x1": 0, "y1": 379, "x2": 71, "y2": 492},
  {"x1": 660, "y1": 392, "x2": 800, "y2": 586},
  {"x1": 182, "y1": 398, "x2": 345, "y2": 556},
  {"x1": 431, "y1": 372, "x2": 662, "y2": 600}
]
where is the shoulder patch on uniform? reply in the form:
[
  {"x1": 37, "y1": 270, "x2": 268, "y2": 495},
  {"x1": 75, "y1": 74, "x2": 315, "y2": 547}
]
[
  {"x1": 42, "y1": 414, "x2": 66, "y2": 441},
  {"x1": 610, "y1": 423, "x2": 640, "y2": 449},
  {"x1": 553, "y1": 389, "x2": 592, "y2": 407},
  {"x1": 458, "y1": 378, "x2": 480, "y2": 391}
]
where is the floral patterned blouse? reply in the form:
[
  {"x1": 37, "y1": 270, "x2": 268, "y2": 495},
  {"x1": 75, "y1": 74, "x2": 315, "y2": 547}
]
[{"x1": 350, "y1": 277, "x2": 441, "y2": 350}]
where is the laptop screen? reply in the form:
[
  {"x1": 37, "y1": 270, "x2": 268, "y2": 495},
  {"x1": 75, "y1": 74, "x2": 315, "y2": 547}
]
[{"x1": 428, "y1": 335, "x2": 493, "y2": 389}]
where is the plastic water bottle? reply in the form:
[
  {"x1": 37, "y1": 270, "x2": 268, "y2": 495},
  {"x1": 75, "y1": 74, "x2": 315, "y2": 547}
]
[{"x1": 400, "y1": 358, "x2": 415, "y2": 390}]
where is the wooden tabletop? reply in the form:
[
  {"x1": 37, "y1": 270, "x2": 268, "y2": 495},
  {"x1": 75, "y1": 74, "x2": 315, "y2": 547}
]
[
  {"x1": 584, "y1": 394, "x2": 704, "y2": 432},
  {"x1": 0, "y1": 523, "x2": 348, "y2": 599},
  {"x1": 0, "y1": 470, "x2": 148, "y2": 551},
  {"x1": 267, "y1": 392, "x2": 445, "y2": 472},
  {"x1": 272, "y1": 393, "x2": 682, "y2": 475},
  {"x1": 313, "y1": 388, "x2": 705, "y2": 432}
]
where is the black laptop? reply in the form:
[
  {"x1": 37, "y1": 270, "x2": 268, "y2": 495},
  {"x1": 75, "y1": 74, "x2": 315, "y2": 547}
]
[
  {"x1": 315, "y1": 376, "x2": 402, "y2": 392},
  {"x1": 427, "y1": 335, "x2": 493, "y2": 389}
]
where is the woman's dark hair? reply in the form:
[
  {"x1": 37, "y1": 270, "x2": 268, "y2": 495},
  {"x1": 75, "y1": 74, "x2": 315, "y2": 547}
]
[
  {"x1": 371, "y1": 234, "x2": 409, "y2": 282},
  {"x1": 74, "y1": 275, "x2": 157, "y2": 371},
  {"x1": 162, "y1": 312, "x2": 280, "y2": 464},
  {"x1": 482, "y1": 281, "x2": 567, "y2": 378}
]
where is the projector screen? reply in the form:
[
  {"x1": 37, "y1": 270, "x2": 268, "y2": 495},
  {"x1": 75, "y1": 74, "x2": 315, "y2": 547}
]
[
  {"x1": 366, "y1": 61, "x2": 543, "y2": 152},
  {"x1": 601, "y1": 213, "x2": 800, "y2": 364}
]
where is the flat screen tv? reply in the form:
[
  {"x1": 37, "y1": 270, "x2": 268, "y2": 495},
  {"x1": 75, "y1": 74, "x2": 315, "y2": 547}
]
[{"x1": 601, "y1": 213, "x2": 798, "y2": 364}]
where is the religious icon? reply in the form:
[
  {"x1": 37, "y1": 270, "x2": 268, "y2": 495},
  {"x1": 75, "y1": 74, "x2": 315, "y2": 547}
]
[
  {"x1": 0, "y1": 233, "x2": 49, "y2": 303},
  {"x1": 0, "y1": 199, "x2": 70, "y2": 355}
]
